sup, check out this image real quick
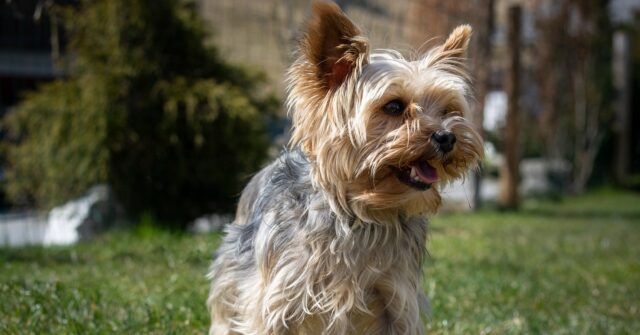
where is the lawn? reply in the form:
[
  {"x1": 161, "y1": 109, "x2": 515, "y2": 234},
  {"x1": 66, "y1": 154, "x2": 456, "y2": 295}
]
[{"x1": 1, "y1": 189, "x2": 639, "y2": 334}]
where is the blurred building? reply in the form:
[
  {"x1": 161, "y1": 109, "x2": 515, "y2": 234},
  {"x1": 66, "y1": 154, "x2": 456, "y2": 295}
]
[
  {"x1": 198, "y1": 0, "x2": 430, "y2": 95},
  {"x1": 0, "y1": 0, "x2": 75, "y2": 116}
]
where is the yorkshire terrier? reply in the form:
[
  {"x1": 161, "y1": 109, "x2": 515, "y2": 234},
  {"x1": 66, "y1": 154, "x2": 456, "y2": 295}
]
[{"x1": 208, "y1": 2, "x2": 483, "y2": 334}]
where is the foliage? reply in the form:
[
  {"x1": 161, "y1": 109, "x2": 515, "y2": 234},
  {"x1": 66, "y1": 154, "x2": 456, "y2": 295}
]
[
  {"x1": 3, "y1": 0, "x2": 277, "y2": 226},
  {"x1": 1, "y1": 190, "x2": 639, "y2": 333},
  {"x1": 3, "y1": 80, "x2": 109, "y2": 207}
]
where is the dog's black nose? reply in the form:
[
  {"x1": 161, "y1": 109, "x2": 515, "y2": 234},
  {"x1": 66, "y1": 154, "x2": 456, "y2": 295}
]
[{"x1": 432, "y1": 130, "x2": 456, "y2": 153}]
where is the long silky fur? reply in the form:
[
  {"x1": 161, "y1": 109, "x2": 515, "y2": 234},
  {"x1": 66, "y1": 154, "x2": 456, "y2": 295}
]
[
  {"x1": 207, "y1": 5, "x2": 482, "y2": 334},
  {"x1": 208, "y1": 150, "x2": 428, "y2": 335}
]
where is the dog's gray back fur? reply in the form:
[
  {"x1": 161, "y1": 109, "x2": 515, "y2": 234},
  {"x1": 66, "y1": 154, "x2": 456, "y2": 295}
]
[{"x1": 208, "y1": 149, "x2": 429, "y2": 335}]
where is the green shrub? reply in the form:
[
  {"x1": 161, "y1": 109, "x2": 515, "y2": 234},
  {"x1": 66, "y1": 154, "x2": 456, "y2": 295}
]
[{"x1": 3, "y1": 0, "x2": 277, "y2": 228}]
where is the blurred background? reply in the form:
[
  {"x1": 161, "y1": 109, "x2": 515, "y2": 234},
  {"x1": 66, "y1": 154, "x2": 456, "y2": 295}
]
[
  {"x1": 0, "y1": 0, "x2": 639, "y2": 238},
  {"x1": 0, "y1": 0, "x2": 639, "y2": 333}
]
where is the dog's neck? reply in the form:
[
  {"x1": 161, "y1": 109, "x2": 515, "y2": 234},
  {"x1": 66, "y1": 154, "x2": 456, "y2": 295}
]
[
  {"x1": 298, "y1": 179, "x2": 428, "y2": 334},
  {"x1": 296, "y1": 149, "x2": 425, "y2": 250},
  {"x1": 299, "y1": 147, "x2": 431, "y2": 226}
]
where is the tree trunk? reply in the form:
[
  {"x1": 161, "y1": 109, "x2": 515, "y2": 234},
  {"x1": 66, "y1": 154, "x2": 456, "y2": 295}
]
[
  {"x1": 613, "y1": 30, "x2": 631, "y2": 184},
  {"x1": 499, "y1": 5, "x2": 521, "y2": 210},
  {"x1": 471, "y1": 0, "x2": 494, "y2": 210}
]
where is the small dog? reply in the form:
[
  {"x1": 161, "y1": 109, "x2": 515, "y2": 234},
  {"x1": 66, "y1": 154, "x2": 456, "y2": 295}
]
[{"x1": 208, "y1": 2, "x2": 483, "y2": 334}]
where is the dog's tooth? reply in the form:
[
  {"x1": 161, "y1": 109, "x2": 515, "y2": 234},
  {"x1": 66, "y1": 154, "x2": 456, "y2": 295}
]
[{"x1": 410, "y1": 167, "x2": 417, "y2": 178}]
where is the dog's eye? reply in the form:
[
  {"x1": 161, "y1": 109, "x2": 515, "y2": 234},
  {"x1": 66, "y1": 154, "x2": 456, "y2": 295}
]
[{"x1": 382, "y1": 100, "x2": 405, "y2": 116}]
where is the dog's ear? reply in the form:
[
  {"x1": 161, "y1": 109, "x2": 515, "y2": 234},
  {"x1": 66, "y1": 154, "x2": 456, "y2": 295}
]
[
  {"x1": 442, "y1": 25, "x2": 472, "y2": 58},
  {"x1": 302, "y1": 1, "x2": 369, "y2": 89},
  {"x1": 428, "y1": 25, "x2": 472, "y2": 74}
]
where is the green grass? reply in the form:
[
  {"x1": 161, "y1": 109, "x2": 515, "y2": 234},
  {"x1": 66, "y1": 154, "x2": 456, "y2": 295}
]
[
  {"x1": 1, "y1": 189, "x2": 639, "y2": 334},
  {"x1": 0, "y1": 230, "x2": 219, "y2": 334}
]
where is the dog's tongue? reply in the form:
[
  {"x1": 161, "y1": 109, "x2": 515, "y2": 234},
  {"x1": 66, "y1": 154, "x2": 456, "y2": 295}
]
[{"x1": 413, "y1": 161, "x2": 438, "y2": 184}]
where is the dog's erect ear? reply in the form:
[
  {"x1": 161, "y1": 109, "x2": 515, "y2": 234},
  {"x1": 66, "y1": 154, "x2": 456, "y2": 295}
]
[
  {"x1": 302, "y1": 1, "x2": 369, "y2": 89},
  {"x1": 427, "y1": 25, "x2": 472, "y2": 75},
  {"x1": 442, "y1": 25, "x2": 472, "y2": 58}
]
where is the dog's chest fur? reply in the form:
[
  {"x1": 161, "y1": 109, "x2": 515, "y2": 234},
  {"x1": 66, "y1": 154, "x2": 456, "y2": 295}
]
[{"x1": 209, "y1": 149, "x2": 429, "y2": 335}]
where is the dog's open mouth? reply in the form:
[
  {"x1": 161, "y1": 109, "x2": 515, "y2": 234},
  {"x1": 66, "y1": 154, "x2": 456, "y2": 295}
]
[{"x1": 393, "y1": 160, "x2": 439, "y2": 190}]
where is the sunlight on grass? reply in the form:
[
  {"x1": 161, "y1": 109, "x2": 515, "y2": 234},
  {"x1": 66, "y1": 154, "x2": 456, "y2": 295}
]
[{"x1": 426, "y1": 189, "x2": 640, "y2": 334}]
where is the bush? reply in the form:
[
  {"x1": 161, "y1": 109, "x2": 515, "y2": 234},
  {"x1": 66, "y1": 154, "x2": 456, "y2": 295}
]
[{"x1": 3, "y1": 0, "x2": 277, "y2": 228}]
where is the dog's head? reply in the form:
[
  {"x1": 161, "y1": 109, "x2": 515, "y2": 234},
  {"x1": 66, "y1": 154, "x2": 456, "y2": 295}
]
[{"x1": 287, "y1": 2, "x2": 483, "y2": 220}]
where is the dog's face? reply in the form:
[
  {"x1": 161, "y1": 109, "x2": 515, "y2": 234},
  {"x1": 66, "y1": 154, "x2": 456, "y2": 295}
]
[{"x1": 288, "y1": 3, "x2": 483, "y2": 219}]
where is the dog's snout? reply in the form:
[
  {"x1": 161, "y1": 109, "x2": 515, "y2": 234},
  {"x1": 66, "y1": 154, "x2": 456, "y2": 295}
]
[{"x1": 432, "y1": 130, "x2": 456, "y2": 153}]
